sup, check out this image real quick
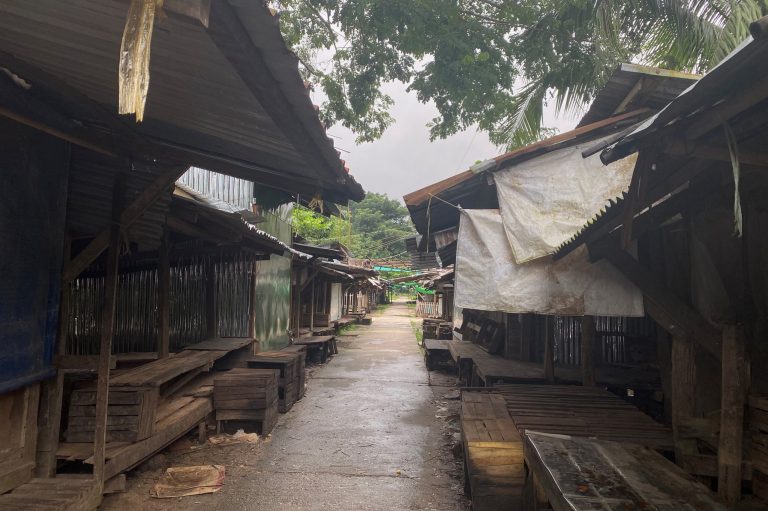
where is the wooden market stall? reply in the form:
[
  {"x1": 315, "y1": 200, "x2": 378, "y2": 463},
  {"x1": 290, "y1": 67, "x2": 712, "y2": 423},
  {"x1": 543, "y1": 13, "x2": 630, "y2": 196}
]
[
  {"x1": 0, "y1": 1, "x2": 363, "y2": 508},
  {"x1": 556, "y1": 17, "x2": 768, "y2": 505}
]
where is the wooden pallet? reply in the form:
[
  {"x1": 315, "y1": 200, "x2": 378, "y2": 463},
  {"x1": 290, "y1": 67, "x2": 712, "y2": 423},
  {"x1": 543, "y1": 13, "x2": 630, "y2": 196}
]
[
  {"x1": 496, "y1": 384, "x2": 673, "y2": 450},
  {"x1": 461, "y1": 391, "x2": 524, "y2": 511},
  {"x1": 0, "y1": 477, "x2": 100, "y2": 510}
]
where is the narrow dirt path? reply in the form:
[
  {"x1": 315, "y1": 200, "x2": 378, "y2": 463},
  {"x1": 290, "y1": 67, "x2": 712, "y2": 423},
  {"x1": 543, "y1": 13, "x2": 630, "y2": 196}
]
[{"x1": 103, "y1": 301, "x2": 468, "y2": 511}]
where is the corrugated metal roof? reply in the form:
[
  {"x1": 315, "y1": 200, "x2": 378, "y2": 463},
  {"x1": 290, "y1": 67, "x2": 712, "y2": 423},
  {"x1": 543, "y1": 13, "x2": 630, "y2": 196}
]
[
  {"x1": 67, "y1": 146, "x2": 173, "y2": 250},
  {"x1": 602, "y1": 29, "x2": 768, "y2": 164},
  {"x1": 577, "y1": 63, "x2": 699, "y2": 128},
  {"x1": 0, "y1": 0, "x2": 363, "y2": 203},
  {"x1": 403, "y1": 109, "x2": 649, "y2": 209}
]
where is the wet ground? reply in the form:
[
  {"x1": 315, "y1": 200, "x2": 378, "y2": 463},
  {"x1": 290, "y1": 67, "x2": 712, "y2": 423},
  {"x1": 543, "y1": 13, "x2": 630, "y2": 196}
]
[{"x1": 102, "y1": 301, "x2": 468, "y2": 511}]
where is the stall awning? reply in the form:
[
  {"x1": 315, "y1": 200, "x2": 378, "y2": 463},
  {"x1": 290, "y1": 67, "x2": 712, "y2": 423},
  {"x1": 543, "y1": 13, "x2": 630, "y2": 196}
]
[
  {"x1": 493, "y1": 136, "x2": 636, "y2": 264},
  {"x1": 454, "y1": 209, "x2": 643, "y2": 317}
]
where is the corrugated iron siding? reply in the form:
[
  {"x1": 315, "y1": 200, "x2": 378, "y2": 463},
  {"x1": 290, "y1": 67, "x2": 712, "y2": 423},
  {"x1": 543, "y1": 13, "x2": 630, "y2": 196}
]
[
  {"x1": 178, "y1": 167, "x2": 254, "y2": 211},
  {"x1": 67, "y1": 147, "x2": 173, "y2": 250}
]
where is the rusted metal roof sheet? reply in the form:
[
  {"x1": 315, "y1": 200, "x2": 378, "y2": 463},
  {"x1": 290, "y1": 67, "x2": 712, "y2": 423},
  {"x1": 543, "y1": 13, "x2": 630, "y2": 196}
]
[
  {"x1": 403, "y1": 109, "x2": 649, "y2": 210},
  {"x1": 0, "y1": 0, "x2": 363, "y2": 203}
]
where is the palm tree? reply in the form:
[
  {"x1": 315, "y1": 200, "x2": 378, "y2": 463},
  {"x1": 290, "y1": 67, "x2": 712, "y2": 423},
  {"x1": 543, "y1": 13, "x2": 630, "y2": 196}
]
[{"x1": 493, "y1": 0, "x2": 768, "y2": 149}]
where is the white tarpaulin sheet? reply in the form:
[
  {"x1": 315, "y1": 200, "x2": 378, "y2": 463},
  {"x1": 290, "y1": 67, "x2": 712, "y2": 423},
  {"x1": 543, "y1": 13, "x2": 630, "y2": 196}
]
[
  {"x1": 494, "y1": 138, "x2": 637, "y2": 263},
  {"x1": 454, "y1": 209, "x2": 644, "y2": 316}
]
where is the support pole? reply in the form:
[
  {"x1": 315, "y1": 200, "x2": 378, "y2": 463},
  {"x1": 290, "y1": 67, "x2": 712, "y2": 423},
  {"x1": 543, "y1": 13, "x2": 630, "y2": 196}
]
[
  {"x1": 36, "y1": 237, "x2": 72, "y2": 477},
  {"x1": 309, "y1": 278, "x2": 315, "y2": 331},
  {"x1": 248, "y1": 259, "x2": 258, "y2": 348},
  {"x1": 671, "y1": 334, "x2": 697, "y2": 461},
  {"x1": 718, "y1": 325, "x2": 748, "y2": 503},
  {"x1": 157, "y1": 228, "x2": 170, "y2": 359},
  {"x1": 580, "y1": 316, "x2": 595, "y2": 386},
  {"x1": 94, "y1": 179, "x2": 124, "y2": 487},
  {"x1": 205, "y1": 258, "x2": 217, "y2": 339},
  {"x1": 544, "y1": 316, "x2": 555, "y2": 383}
]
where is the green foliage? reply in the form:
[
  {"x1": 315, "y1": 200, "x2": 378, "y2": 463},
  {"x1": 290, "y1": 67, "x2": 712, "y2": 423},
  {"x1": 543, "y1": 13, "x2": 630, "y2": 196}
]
[
  {"x1": 292, "y1": 192, "x2": 415, "y2": 259},
  {"x1": 273, "y1": 0, "x2": 767, "y2": 149}
]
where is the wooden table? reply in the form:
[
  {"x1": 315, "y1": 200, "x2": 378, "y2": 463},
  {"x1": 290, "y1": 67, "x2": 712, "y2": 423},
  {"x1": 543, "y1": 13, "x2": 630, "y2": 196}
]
[
  {"x1": 294, "y1": 335, "x2": 336, "y2": 363},
  {"x1": 496, "y1": 384, "x2": 673, "y2": 450},
  {"x1": 524, "y1": 432, "x2": 724, "y2": 510},
  {"x1": 423, "y1": 338, "x2": 451, "y2": 370}
]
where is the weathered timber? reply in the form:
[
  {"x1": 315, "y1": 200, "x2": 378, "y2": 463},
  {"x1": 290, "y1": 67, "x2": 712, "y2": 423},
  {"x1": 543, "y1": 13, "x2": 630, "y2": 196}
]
[{"x1": 718, "y1": 325, "x2": 748, "y2": 504}]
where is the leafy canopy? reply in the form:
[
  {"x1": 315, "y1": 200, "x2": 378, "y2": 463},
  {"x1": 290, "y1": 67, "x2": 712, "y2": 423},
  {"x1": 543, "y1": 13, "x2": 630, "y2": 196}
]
[
  {"x1": 292, "y1": 192, "x2": 415, "y2": 259},
  {"x1": 274, "y1": 0, "x2": 767, "y2": 148}
]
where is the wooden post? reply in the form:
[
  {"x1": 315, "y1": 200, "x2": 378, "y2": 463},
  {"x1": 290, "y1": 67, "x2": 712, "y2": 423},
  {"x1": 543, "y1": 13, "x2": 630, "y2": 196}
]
[
  {"x1": 157, "y1": 228, "x2": 170, "y2": 359},
  {"x1": 94, "y1": 183, "x2": 124, "y2": 487},
  {"x1": 36, "y1": 237, "x2": 72, "y2": 477},
  {"x1": 248, "y1": 260, "x2": 258, "y2": 344},
  {"x1": 718, "y1": 325, "x2": 748, "y2": 503},
  {"x1": 544, "y1": 316, "x2": 555, "y2": 383},
  {"x1": 309, "y1": 278, "x2": 315, "y2": 331},
  {"x1": 671, "y1": 334, "x2": 697, "y2": 461},
  {"x1": 205, "y1": 258, "x2": 217, "y2": 339},
  {"x1": 581, "y1": 316, "x2": 595, "y2": 386}
]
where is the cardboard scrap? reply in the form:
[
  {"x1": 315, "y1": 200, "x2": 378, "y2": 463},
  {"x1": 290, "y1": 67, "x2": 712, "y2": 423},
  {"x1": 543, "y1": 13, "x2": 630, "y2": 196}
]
[{"x1": 151, "y1": 465, "x2": 225, "y2": 499}]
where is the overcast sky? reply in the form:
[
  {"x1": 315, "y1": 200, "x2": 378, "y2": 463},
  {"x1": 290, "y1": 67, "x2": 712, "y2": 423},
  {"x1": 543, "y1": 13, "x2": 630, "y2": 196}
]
[{"x1": 318, "y1": 81, "x2": 582, "y2": 203}]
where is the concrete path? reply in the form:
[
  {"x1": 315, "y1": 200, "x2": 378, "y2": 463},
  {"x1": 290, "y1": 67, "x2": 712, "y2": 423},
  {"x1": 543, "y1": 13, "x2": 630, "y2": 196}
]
[{"x1": 215, "y1": 301, "x2": 466, "y2": 510}]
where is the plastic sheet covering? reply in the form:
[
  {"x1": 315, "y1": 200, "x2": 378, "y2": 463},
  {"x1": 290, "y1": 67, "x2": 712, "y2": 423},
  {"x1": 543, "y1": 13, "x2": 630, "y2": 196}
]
[
  {"x1": 119, "y1": 0, "x2": 164, "y2": 121},
  {"x1": 454, "y1": 209, "x2": 643, "y2": 317},
  {"x1": 494, "y1": 138, "x2": 637, "y2": 263}
]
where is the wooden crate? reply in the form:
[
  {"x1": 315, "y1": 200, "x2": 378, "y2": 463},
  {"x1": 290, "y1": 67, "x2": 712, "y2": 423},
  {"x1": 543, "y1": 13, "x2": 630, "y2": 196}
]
[
  {"x1": 214, "y1": 369, "x2": 279, "y2": 434},
  {"x1": 66, "y1": 387, "x2": 158, "y2": 443},
  {"x1": 247, "y1": 351, "x2": 303, "y2": 413}
]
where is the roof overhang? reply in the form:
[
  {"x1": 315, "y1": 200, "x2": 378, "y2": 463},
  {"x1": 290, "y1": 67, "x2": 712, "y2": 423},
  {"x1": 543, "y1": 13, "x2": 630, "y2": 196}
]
[{"x1": 0, "y1": 0, "x2": 363, "y2": 203}]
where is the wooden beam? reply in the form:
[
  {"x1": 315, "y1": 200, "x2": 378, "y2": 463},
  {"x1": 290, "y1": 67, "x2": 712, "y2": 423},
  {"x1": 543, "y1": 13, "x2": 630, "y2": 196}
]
[
  {"x1": 580, "y1": 316, "x2": 595, "y2": 386},
  {"x1": 93, "y1": 180, "x2": 124, "y2": 486},
  {"x1": 592, "y1": 242, "x2": 721, "y2": 359},
  {"x1": 664, "y1": 139, "x2": 768, "y2": 167},
  {"x1": 671, "y1": 335, "x2": 698, "y2": 462},
  {"x1": 63, "y1": 166, "x2": 185, "y2": 283},
  {"x1": 157, "y1": 228, "x2": 171, "y2": 359},
  {"x1": 612, "y1": 77, "x2": 645, "y2": 115},
  {"x1": 620, "y1": 148, "x2": 655, "y2": 249},
  {"x1": 544, "y1": 316, "x2": 555, "y2": 383},
  {"x1": 685, "y1": 72, "x2": 768, "y2": 141},
  {"x1": 718, "y1": 325, "x2": 749, "y2": 503}
]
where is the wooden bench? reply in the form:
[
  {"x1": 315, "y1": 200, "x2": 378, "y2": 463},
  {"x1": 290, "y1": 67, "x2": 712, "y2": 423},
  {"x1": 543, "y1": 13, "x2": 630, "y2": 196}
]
[
  {"x1": 461, "y1": 391, "x2": 524, "y2": 511},
  {"x1": 423, "y1": 338, "x2": 451, "y2": 370},
  {"x1": 524, "y1": 432, "x2": 724, "y2": 510}
]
